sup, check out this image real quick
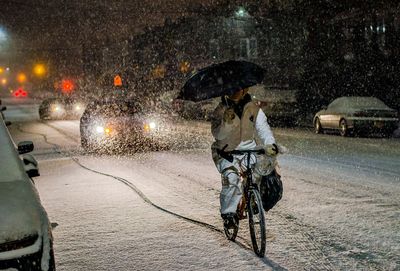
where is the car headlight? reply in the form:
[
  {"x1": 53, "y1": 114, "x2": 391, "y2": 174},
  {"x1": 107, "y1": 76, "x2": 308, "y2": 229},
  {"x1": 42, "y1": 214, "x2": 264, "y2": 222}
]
[
  {"x1": 149, "y1": 122, "x2": 156, "y2": 129},
  {"x1": 51, "y1": 104, "x2": 63, "y2": 112},
  {"x1": 144, "y1": 121, "x2": 157, "y2": 132},
  {"x1": 95, "y1": 125, "x2": 112, "y2": 135},
  {"x1": 74, "y1": 103, "x2": 84, "y2": 111},
  {"x1": 96, "y1": 126, "x2": 104, "y2": 133}
]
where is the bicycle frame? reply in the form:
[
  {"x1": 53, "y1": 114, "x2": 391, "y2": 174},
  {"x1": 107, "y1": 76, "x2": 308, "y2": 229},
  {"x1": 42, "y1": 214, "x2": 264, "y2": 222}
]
[
  {"x1": 235, "y1": 151, "x2": 263, "y2": 220},
  {"x1": 219, "y1": 147, "x2": 268, "y2": 257}
]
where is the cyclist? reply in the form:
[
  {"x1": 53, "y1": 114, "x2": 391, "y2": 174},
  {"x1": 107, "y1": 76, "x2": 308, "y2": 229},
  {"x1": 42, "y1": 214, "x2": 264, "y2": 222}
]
[{"x1": 210, "y1": 87, "x2": 278, "y2": 229}]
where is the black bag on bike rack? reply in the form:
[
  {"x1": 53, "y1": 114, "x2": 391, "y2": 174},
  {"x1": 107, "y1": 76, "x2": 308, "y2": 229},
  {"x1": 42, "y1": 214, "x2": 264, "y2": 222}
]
[{"x1": 260, "y1": 169, "x2": 283, "y2": 211}]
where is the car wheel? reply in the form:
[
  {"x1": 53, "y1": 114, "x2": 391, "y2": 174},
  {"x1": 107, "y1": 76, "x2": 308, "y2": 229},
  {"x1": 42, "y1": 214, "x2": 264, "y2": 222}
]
[
  {"x1": 314, "y1": 118, "x2": 323, "y2": 134},
  {"x1": 339, "y1": 119, "x2": 349, "y2": 137},
  {"x1": 39, "y1": 110, "x2": 49, "y2": 120},
  {"x1": 81, "y1": 136, "x2": 91, "y2": 151}
]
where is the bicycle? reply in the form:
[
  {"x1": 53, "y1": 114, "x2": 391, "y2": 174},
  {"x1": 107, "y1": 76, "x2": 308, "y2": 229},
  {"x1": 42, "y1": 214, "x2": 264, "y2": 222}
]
[{"x1": 218, "y1": 147, "x2": 267, "y2": 257}]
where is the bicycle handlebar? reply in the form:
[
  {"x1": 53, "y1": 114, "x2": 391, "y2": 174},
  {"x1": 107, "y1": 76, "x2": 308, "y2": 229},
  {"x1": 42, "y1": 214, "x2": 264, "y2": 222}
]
[
  {"x1": 225, "y1": 149, "x2": 265, "y2": 155},
  {"x1": 217, "y1": 144, "x2": 265, "y2": 162}
]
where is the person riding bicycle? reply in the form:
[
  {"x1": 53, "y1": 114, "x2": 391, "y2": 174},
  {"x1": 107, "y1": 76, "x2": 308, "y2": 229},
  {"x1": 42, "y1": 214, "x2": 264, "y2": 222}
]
[{"x1": 210, "y1": 87, "x2": 279, "y2": 229}]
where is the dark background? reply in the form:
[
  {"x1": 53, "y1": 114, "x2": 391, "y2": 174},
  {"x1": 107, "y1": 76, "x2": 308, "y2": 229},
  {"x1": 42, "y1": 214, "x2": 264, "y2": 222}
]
[{"x1": 1, "y1": 0, "x2": 399, "y2": 116}]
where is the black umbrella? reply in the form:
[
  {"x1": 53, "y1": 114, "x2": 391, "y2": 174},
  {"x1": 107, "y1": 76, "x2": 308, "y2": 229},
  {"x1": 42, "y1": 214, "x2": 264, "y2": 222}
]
[{"x1": 178, "y1": 60, "x2": 265, "y2": 102}]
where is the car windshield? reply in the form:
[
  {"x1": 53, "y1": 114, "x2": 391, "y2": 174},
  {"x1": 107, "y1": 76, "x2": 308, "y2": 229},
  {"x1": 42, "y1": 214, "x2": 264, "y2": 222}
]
[{"x1": 91, "y1": 102, "x2": 142, "y2": 117}]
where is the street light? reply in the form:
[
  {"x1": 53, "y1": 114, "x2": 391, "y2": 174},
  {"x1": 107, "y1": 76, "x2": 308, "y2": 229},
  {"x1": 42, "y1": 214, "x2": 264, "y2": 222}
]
[
  {"x1": 17, "y1": 73, "x2": 27, "y2": 83},
  {"x1": 33, "y1": 64, "x2": 46, "y2": 77},
  {"x1": 236, "y1": 7, "x2": 247, "y2": 17}
]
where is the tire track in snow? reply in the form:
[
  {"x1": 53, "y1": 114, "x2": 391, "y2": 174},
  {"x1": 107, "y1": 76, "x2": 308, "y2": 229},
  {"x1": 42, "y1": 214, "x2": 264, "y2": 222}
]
[
  {"x1": 125, "y1": 153, "x2": 338, "y2": 271},
  {"x1": 32, "y1": 120, "x2": 337, "y2": 270},
  {"x1": 15, "y1": 122, "x2": 286, "y2": 270}
]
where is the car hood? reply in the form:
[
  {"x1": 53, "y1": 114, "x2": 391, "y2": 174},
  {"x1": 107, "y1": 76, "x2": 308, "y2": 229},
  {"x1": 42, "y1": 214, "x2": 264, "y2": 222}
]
[{"x1": 0, "y1": 180, "x2": 46, "y2": 244}]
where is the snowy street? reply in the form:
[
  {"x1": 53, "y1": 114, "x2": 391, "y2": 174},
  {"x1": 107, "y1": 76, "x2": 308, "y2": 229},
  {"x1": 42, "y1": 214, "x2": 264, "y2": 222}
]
[{"x1": 3, "y1": 98, "x2": 400, "y2": 271}]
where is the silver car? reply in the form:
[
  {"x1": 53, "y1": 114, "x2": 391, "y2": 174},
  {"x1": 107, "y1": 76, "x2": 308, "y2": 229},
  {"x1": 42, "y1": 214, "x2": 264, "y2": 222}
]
[
  {"x1": 0, "y1": 116, "x2": 55, "y2": 270},
  {"x1": 313, "y1": 96, "x2": 399, "y2": 136}
]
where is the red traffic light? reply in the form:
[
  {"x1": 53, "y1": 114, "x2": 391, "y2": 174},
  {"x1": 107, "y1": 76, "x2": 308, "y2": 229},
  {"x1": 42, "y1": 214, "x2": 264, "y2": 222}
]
[{"x1": 61, "y1": 79, "x2": 74, "y2": 93}]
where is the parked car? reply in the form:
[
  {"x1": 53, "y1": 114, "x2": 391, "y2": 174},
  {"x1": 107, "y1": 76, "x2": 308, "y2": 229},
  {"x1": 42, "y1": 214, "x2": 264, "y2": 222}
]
[
  {"x1": 80, "y1": 99, "x2": 165, "y2": 151},
  {"x1": 249, "y1": 85, "x2": 299, "y2": 127},
  {"x1": 172, "y1": 98, "x2": 219, "y2": 120},
  {"x1": 0, "y1": 115, "x2": 55, "y2": 270},
  {"x1": 313, "y1": 96, "x2": 399, "y2": 136},
  {"x1": 39, "y1": 97, "x2": 85, "y2": 120}
]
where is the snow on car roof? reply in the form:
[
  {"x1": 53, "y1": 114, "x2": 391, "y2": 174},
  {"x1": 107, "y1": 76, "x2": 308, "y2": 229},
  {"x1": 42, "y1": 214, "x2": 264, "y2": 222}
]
[
  {"x1": 330, "y1": 96, "x2": 391, "y2": 110},
  {"x1": 0, "y1": 120, "x2": 27, "y2": 183}
]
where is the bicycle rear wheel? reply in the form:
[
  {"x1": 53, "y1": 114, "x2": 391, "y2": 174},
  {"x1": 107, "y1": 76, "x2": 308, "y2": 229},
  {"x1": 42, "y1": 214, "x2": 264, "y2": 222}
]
[{"x1": 248, "y1": 188, "x2": 266, "y2": 257}]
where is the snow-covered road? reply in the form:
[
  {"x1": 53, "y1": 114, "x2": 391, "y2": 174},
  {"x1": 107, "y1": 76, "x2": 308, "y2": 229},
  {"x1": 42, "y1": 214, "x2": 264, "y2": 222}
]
[{"x1": 3, "y1": 98, "x2": 399, "y2": 270}]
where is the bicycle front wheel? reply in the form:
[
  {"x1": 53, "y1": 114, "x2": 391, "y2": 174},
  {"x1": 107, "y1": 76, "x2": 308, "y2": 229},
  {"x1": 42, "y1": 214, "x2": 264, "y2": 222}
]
[{"x1": 248, "y1": 188, "x2": 266, "y2": 257}]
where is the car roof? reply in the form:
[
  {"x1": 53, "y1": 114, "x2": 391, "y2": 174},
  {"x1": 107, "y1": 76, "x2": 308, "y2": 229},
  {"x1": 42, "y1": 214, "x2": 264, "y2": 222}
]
[
  {"x1": 88, "y1": 98, "x2": 140, "y2": 106},
  {"x1": 330, "y1": 96, "x2": 390, "y2": 110},
  {"x1": 0, "y1": 120, "x2": 28, "y2": 183},
  {"x1": 85, "y1": 99, "x2": 142, "y2": 111}
]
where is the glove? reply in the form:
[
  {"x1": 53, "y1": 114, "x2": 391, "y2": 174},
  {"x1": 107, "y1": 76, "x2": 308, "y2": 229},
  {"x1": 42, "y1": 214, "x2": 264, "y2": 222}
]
[
  {"x1": 217, "y1": 144, "x2": 234, "y2": 162},
  {"x1": 223, "y1": 108, "x2": 235, "y2": 124},
  {"x1": 264, "y1": 143, "x2": 279, "y2": 156},
  {"x1": 277, "y1": 144, "x2": 288, "y2": 154}
]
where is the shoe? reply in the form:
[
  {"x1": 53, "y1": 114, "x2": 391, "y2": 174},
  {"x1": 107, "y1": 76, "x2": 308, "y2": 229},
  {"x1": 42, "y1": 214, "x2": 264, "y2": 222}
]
[{"x1": 222, "y1": 213, "x2": 238, "y2": 229}]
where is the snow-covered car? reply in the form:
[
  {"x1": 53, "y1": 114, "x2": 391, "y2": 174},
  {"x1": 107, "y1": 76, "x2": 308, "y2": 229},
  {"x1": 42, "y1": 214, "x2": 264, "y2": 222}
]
[
  {"x1": 39, "y1": 97, "x2": 85, "y2": 120},
  {"x1": 249, "y1": 85, "x2": 299, "y2": 127},
  {"x1": 0, "y1": 115, "x2": 55, "y2": 270},
  {"x1": 80, "y1": 99, "x2": 164, "y2": 151},
  {"x1": 172, "y1": 98, "x2": 219, "y2": 120},
  {"x1": 313, "y1": 96, "x2": 399, "y2": 136}
]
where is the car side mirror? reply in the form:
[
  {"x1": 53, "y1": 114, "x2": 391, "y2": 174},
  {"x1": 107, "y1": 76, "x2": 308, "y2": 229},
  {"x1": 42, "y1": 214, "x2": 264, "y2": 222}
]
[
  {"x1": 18, "y1": 141, "x2": 34, "y2": 154},
  {"x1": 5, "y1": 121, "x2": 12, "y2": 126},
  {"x1": 322, "y1": 105, "x2": 328, "y2": 110},
  {"x1": 22, "y1": 154, "x2": 40, "y2": 178},
  {"x1": 1, "y1": 106, "x2": 6, "y2": 111}
]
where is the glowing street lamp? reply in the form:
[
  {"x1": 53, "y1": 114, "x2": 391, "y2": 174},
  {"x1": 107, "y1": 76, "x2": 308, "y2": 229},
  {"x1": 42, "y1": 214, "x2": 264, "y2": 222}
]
[
  {"x1": 17, "y1": 73, "x2": 27, "y2": 83},
  {"x1": 235, "y1": 7, "x2": 248, "y2": 17},
  {"x1": 0, "y1": 27, "x2": 7, "y2": 43},
  {"x1": 0, "y1": 67, "x2": 4, "y2": 74},
  {"x1": 33, "y1": 64, "x2": 46, "y2": 77}
]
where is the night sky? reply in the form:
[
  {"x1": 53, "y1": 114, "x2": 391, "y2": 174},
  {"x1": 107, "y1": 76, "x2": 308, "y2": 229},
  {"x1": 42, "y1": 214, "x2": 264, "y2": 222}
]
[{"x1": 0, "y1": 0, "x2": 225, "y2": 52}]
